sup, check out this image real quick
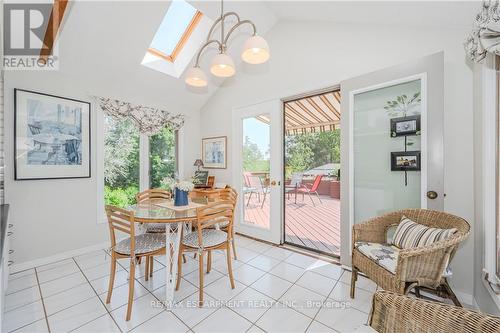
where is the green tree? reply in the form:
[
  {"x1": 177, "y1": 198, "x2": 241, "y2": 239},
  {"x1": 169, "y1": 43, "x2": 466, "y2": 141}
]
[
  {"x1": 242, "y1": 136, "x2": 269, "y2": 171},
  {"x1": 149, "y1": 127, "x2": 176, "y2": 188}
]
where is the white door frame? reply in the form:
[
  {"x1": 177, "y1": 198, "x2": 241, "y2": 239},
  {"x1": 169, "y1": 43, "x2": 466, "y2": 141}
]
[
  {"x1": 232, "y1": 99, "x2": 283, "y2": 244},
  {"x1": 347, "y1": 73, "x2": 428, "y2": 253}
]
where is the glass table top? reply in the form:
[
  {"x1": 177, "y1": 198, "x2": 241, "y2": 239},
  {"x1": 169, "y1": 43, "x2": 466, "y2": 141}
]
[{"x1": 128, "y1": 197, "x2": 217, "y2": 221}]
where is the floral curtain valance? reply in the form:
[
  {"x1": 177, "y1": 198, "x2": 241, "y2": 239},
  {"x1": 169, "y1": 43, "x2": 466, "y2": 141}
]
[
  {"x1": 465, "y1": 0, "x2": 500, "y2": 63},
  {"x1": 97, "y1": 97, "x2": 185, "y2": 135}
]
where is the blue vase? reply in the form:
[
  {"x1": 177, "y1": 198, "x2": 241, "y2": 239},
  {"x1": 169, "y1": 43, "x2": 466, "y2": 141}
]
[{"x1": 174, "y1": 188, "x2": 189, "y2": 206}]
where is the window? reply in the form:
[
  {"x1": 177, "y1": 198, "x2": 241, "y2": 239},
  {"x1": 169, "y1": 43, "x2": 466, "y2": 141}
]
[
  {"x1": 148, "y1": 0, "x2": 203, "y2": 63},
  {"x1": 103, "y1": 116, "x2": 140, "y2": 207},
  {"x1": 103, "y1": 115, "x2": 177, "y2": 207},
  {"x1": 149, "y1": 128, "x2": 177, "y2": 188}
]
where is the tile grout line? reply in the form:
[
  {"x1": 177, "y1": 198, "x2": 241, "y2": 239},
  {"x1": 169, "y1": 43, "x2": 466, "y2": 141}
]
[
  {"x1": 34, "y1": 266, "x2": 52, "y2": 333},
  {"x1": 71, "y1": 256, "x2": 123, "y2": 333}
]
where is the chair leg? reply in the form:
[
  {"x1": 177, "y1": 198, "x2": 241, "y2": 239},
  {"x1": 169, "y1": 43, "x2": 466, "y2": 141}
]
[
  {"x1": 414, "y1": 287, "x2": 421, "y2": 298},
  {"x1": 126, "y1": 258, "x2": 136, "y2": 321},
  {"x1": 226, "y1": 243, "x2": 235, "y2": 289},
  {"x1": 106, "y1": 254, "x2": 117, "y2": 304},
  {"x1": 149, "y1": 256, "x2": 154, "y2": 277},
  {"x1": 315, "y1": 191, "x2": 322, "y2": 204},
  {"x1": 261, "y1": 192, "x2": 267, "y2": 209},
  {"x1": 145, "y1": 255, "x2": 149, "y2": 281},
  {"x1": 308, "y1": 192, "x2": 316, "y2": 207},
  {"x1": 176, "y1": 247, "x2": 183, "y2": 291},
  {"x1": 231, "y1": 237, "x2": 238, "y2": 260},
  {"x1": 443, "y1": 279, "x2": 462, "y2": 307},
  {"x1": 207, "y1": 251, "x2": 212, "y2": 274},
  {"x1": 350, "y1": 268, "x2": 358, "y2": 298},
  {"x1": 198, "y1": 251, "x2": 204, "y2": 306},
  {"x1": 246, "y1": 192, "x2": 253, "y2": 207},
  {"x1": 183, "y1": 254, "x2": 187, "y2": 263}
]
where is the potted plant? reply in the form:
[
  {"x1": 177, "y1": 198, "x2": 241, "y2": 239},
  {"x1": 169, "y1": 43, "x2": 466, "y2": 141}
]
[{"x1": 173, "y1": 180, "x2": 194, "y2": 206}]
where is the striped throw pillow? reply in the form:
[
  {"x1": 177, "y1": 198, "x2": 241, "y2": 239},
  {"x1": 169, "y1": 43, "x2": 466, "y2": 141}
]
[{"x1": 392, "y1": 216, "x2": 457, "y2": 249}]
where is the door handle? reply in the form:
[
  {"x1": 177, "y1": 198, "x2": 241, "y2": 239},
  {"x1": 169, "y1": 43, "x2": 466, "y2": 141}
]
[
  {"x1": 270, "y1": 180, "x2": 280, "y2": 186},
  {"x1": 427, "y1": 191, "x2": 438, "y2": 199}
]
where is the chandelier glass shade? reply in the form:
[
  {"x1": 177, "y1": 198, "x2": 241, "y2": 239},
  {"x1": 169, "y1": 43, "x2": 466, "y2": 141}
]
[{"x1": 185, "y1": 0, "x2": 270, "y2": 87}]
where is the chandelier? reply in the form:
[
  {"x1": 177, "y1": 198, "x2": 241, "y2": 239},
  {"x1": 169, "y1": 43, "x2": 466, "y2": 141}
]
[{"x1": 184, "y1": 0, "x2": 270, "y2": 87}]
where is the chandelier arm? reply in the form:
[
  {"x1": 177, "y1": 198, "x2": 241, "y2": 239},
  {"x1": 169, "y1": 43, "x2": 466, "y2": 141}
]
[
  {"x1": 206, "y1": 12, "x2": 242, "y2": 42},
  {"x1": 223, "y1": 20, "x2": 257, "y2": 46},
  {"x1": 194, "y1": 39, "x2": 222, "y2": 67}
]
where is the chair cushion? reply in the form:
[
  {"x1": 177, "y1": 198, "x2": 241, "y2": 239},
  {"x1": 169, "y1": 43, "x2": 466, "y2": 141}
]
[
  {"x1": 392, "y1": 216, "x2": 457, "y2": 249},
  {"x1": 114, "y1": 233, "x2": 166, "y2": 255},
  {"x1": 145, "y1": 223, "x2": 166, "y2": 233},
  {"x1": 182, "y1": 229, "x2": 227, "y2": 248},
  {"x1": 355, "y1": 242, "x2": 399, "y2": 274}
]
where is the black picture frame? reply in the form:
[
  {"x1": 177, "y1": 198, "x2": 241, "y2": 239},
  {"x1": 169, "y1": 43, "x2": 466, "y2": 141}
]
[
  {"x1": 14, "y1": 88, "x2": 91, "y2": 180},
  {"x1": 193, "y1": 170, "x2": 209, "y2": 187},
  {"x1": 391, "y1": 151, "x2": 421, "y2": 171},
  {"x1": 390, "y1": 115, "x2": 420, "y2": 137}
]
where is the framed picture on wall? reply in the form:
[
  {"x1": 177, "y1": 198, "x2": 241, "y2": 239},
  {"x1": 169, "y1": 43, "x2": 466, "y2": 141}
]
[
  {"x1": 14, "y1": 89, "x2": 91, "y2": 180},
  {"x1": 390, "y1": 115, "x2": 420, "y2": 137},
  {"x1": 202, "y1": 136, "x2": 227, "y2": 169},
  {"x1": 391, "y1": 151, "x2": 421, "y2": 171}
]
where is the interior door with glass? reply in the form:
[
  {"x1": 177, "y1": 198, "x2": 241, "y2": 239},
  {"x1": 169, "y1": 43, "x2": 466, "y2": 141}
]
[
  {"x1": 232, "y1": 99, "x2": 282, "y2": 244},
  {"x1": 340, "y1": 52, "x2": 444, "y2": 263}
]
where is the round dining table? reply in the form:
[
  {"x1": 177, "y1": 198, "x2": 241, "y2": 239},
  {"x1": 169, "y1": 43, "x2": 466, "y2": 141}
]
[{"x1": 127, "y1": 197, "x2": 215, "y2": 309}]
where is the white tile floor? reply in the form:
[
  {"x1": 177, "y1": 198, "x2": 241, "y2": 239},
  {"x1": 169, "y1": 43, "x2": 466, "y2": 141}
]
[{"x1": 3, "y1": 235, "x2": 377, "y2": 333}]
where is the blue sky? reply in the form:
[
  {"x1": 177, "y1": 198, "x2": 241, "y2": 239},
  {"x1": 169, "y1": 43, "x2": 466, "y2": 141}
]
[
  {"x1": 243, "y1": 117, "x2": 270, "y2": 158},
  {"x1": 150, "y1": 0, "x2": 196, "y2": 55}
]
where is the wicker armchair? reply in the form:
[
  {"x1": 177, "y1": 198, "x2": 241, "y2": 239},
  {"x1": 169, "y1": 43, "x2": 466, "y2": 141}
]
[
  {"x1": 351, "y1": 209, "x2": 470, "y2": 306},
  {"x1": 369, "y1": 291, "x2": 500, "y2": 333}
]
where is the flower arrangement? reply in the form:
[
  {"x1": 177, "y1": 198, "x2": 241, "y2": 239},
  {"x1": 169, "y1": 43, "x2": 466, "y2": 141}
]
[
  {"x1": 160, "y1": 176, "x2": 175, "y2": 191},
  {"x1": 174, "y1": 180, "x2": 195, "y2": 192}
]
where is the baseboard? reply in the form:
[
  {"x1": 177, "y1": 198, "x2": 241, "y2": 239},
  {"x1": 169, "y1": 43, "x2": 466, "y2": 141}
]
[{"x1": 10, "y1": 242, "x2": 109, "y2": 273}]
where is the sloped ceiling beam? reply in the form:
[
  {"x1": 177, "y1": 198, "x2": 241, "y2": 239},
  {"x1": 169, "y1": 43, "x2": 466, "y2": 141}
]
[{"x1": 40, "y1": 0, "x2": 69, "y2": 60}]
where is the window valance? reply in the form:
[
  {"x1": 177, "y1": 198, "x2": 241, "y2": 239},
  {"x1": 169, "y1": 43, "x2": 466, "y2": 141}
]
[
  {"x1": 97, "y1": 97, "x2": 185, "y2": 135},
  {"x1": 465, "y1": 0, "x2": 500, "y2": 63}
]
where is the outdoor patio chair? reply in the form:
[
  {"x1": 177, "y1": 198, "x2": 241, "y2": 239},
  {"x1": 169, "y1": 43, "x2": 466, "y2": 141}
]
[
  {"x1": 351, "y1": 209, "x2": 470, "y2": 307},
  {"x1": 297, "y1": 174, "x2": 323, "y2": 206},
  {"x1": 285, "y1": 173, "x2": 303, "y2": 204},
  {"x1": 246, "y1": 175, "x2": 270, "y2": 208}
]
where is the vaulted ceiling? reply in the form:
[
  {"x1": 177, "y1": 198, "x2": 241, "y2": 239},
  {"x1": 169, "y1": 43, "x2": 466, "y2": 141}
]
[{"x1": 53, "y1": 1, "x2": 478, "y2": 116}]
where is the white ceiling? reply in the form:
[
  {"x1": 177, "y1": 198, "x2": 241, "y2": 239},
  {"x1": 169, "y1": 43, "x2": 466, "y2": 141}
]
[
  {"x1": 55, "y1": 1, "x2": 479, "y2": 115},
  {"x1": 265, "y1": 1, "x2": 480, "y2": 28}
]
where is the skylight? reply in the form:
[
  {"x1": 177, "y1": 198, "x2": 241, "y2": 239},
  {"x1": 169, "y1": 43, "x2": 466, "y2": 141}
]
[{"x1": 148, "y1": 0, "x2": 202, "y2": 63}]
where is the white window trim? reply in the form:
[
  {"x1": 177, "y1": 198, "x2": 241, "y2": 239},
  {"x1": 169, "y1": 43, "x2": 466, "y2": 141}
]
[{"x1": 482, "y1": 54, "x2": 500, "y2": 293}]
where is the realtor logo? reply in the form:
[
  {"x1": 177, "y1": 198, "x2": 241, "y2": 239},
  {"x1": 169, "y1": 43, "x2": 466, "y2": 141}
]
[{"x1": 3, "y1": 3, "x2": 59, "y2": 70}]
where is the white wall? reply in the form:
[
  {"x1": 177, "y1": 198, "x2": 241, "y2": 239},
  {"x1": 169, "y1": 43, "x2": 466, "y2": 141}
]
[
  {"x1": 3, "y1": 69, "x2": 201, "y2": 268},
  {"x1": 199, "y1": 20, "x2": 476, "y2": 303}
]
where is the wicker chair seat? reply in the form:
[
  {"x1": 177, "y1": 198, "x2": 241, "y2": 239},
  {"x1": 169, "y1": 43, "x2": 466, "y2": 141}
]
[
  {"x1": 355, "y1": 242, "x2": 399, "y2": 274},
  {"x1": 144, "y1": 223, "x2": 166, "y2": 233},
  {"x1": 114, "y1": 233, "x2": 166, "y2": 255}
]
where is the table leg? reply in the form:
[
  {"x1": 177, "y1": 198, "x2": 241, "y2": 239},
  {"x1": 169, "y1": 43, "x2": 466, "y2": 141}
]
[{"x1": 164, "y1": 222, "x2": 183, "y2": 310}]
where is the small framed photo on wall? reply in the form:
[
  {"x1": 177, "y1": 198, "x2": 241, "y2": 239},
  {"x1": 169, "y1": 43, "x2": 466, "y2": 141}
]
[
  {"x1": 202, "y1": 136, "x2": 227, "y2": 169},
  {"x1": 391, "y1": 151, "x2": 421, "y2": 171},
  {"x1": 14, "y1": 89, "x2": 91, "y2": 180},
  {"x1": 390, "y1": 115, "x2": 420, "y2": 137}
]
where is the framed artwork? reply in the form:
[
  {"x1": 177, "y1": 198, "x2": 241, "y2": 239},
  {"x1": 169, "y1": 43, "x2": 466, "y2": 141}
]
[
  {"x1": 193, "y1": 170, "x2": 209, "y2": 187},
  {"x1": 202, "y1": 136, "x2": 227, "y2": 169},
  {"x1": 14, "y1": 89, "x2": 91, "y2": 180},
  {"x1": 391, "y1": 151, "x2": 421, "y2": 171},
  {"x1": 390, "y1": 115, "x2": 420, "y2": 137}
]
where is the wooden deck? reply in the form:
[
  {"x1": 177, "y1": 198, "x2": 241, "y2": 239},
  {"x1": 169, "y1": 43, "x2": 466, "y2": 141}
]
[{"x1": 243, "y1": 193, "x2": 340, "y2": 256}]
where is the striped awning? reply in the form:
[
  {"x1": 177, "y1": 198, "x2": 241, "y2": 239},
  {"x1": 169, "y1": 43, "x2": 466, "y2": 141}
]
[{"x1": 285, "y1": 91, "x2": 341, "y2": 135}]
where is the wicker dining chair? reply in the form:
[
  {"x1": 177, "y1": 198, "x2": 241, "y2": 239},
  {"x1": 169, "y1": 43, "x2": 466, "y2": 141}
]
[
  {"x1": 351, "y1": 209, "x2": 470, "y2": 306},
  {"x1": 105, "y1": 205, "x2": 166, "y2": 321},
  {"x1": 369, "y1": 291, "x2": 500, "y2": 333},
  {"x1": 175, "y1": 200, "x2": 236, "y2": 305},
  {"x1": 219, "y1": 187, "x2": 239, "y2": 260}
]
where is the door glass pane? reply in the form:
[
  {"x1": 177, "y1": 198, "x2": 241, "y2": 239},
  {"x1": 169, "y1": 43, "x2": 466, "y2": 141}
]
[
  {"x1": 149, "y1": 127, "x2": 177, "y2": 188},
  {"x1": 283, "y1": 91, "x2": 341, "y2": 256},
  {"x1": 353, "y1": 79, "x2": 422, "y2": 224},
  {"x1": 242, "y1": 115, "x2": 270, "y2": 229},
  {"x1": 104, "y1": 116, "x2": 140, "y2": 207}
]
